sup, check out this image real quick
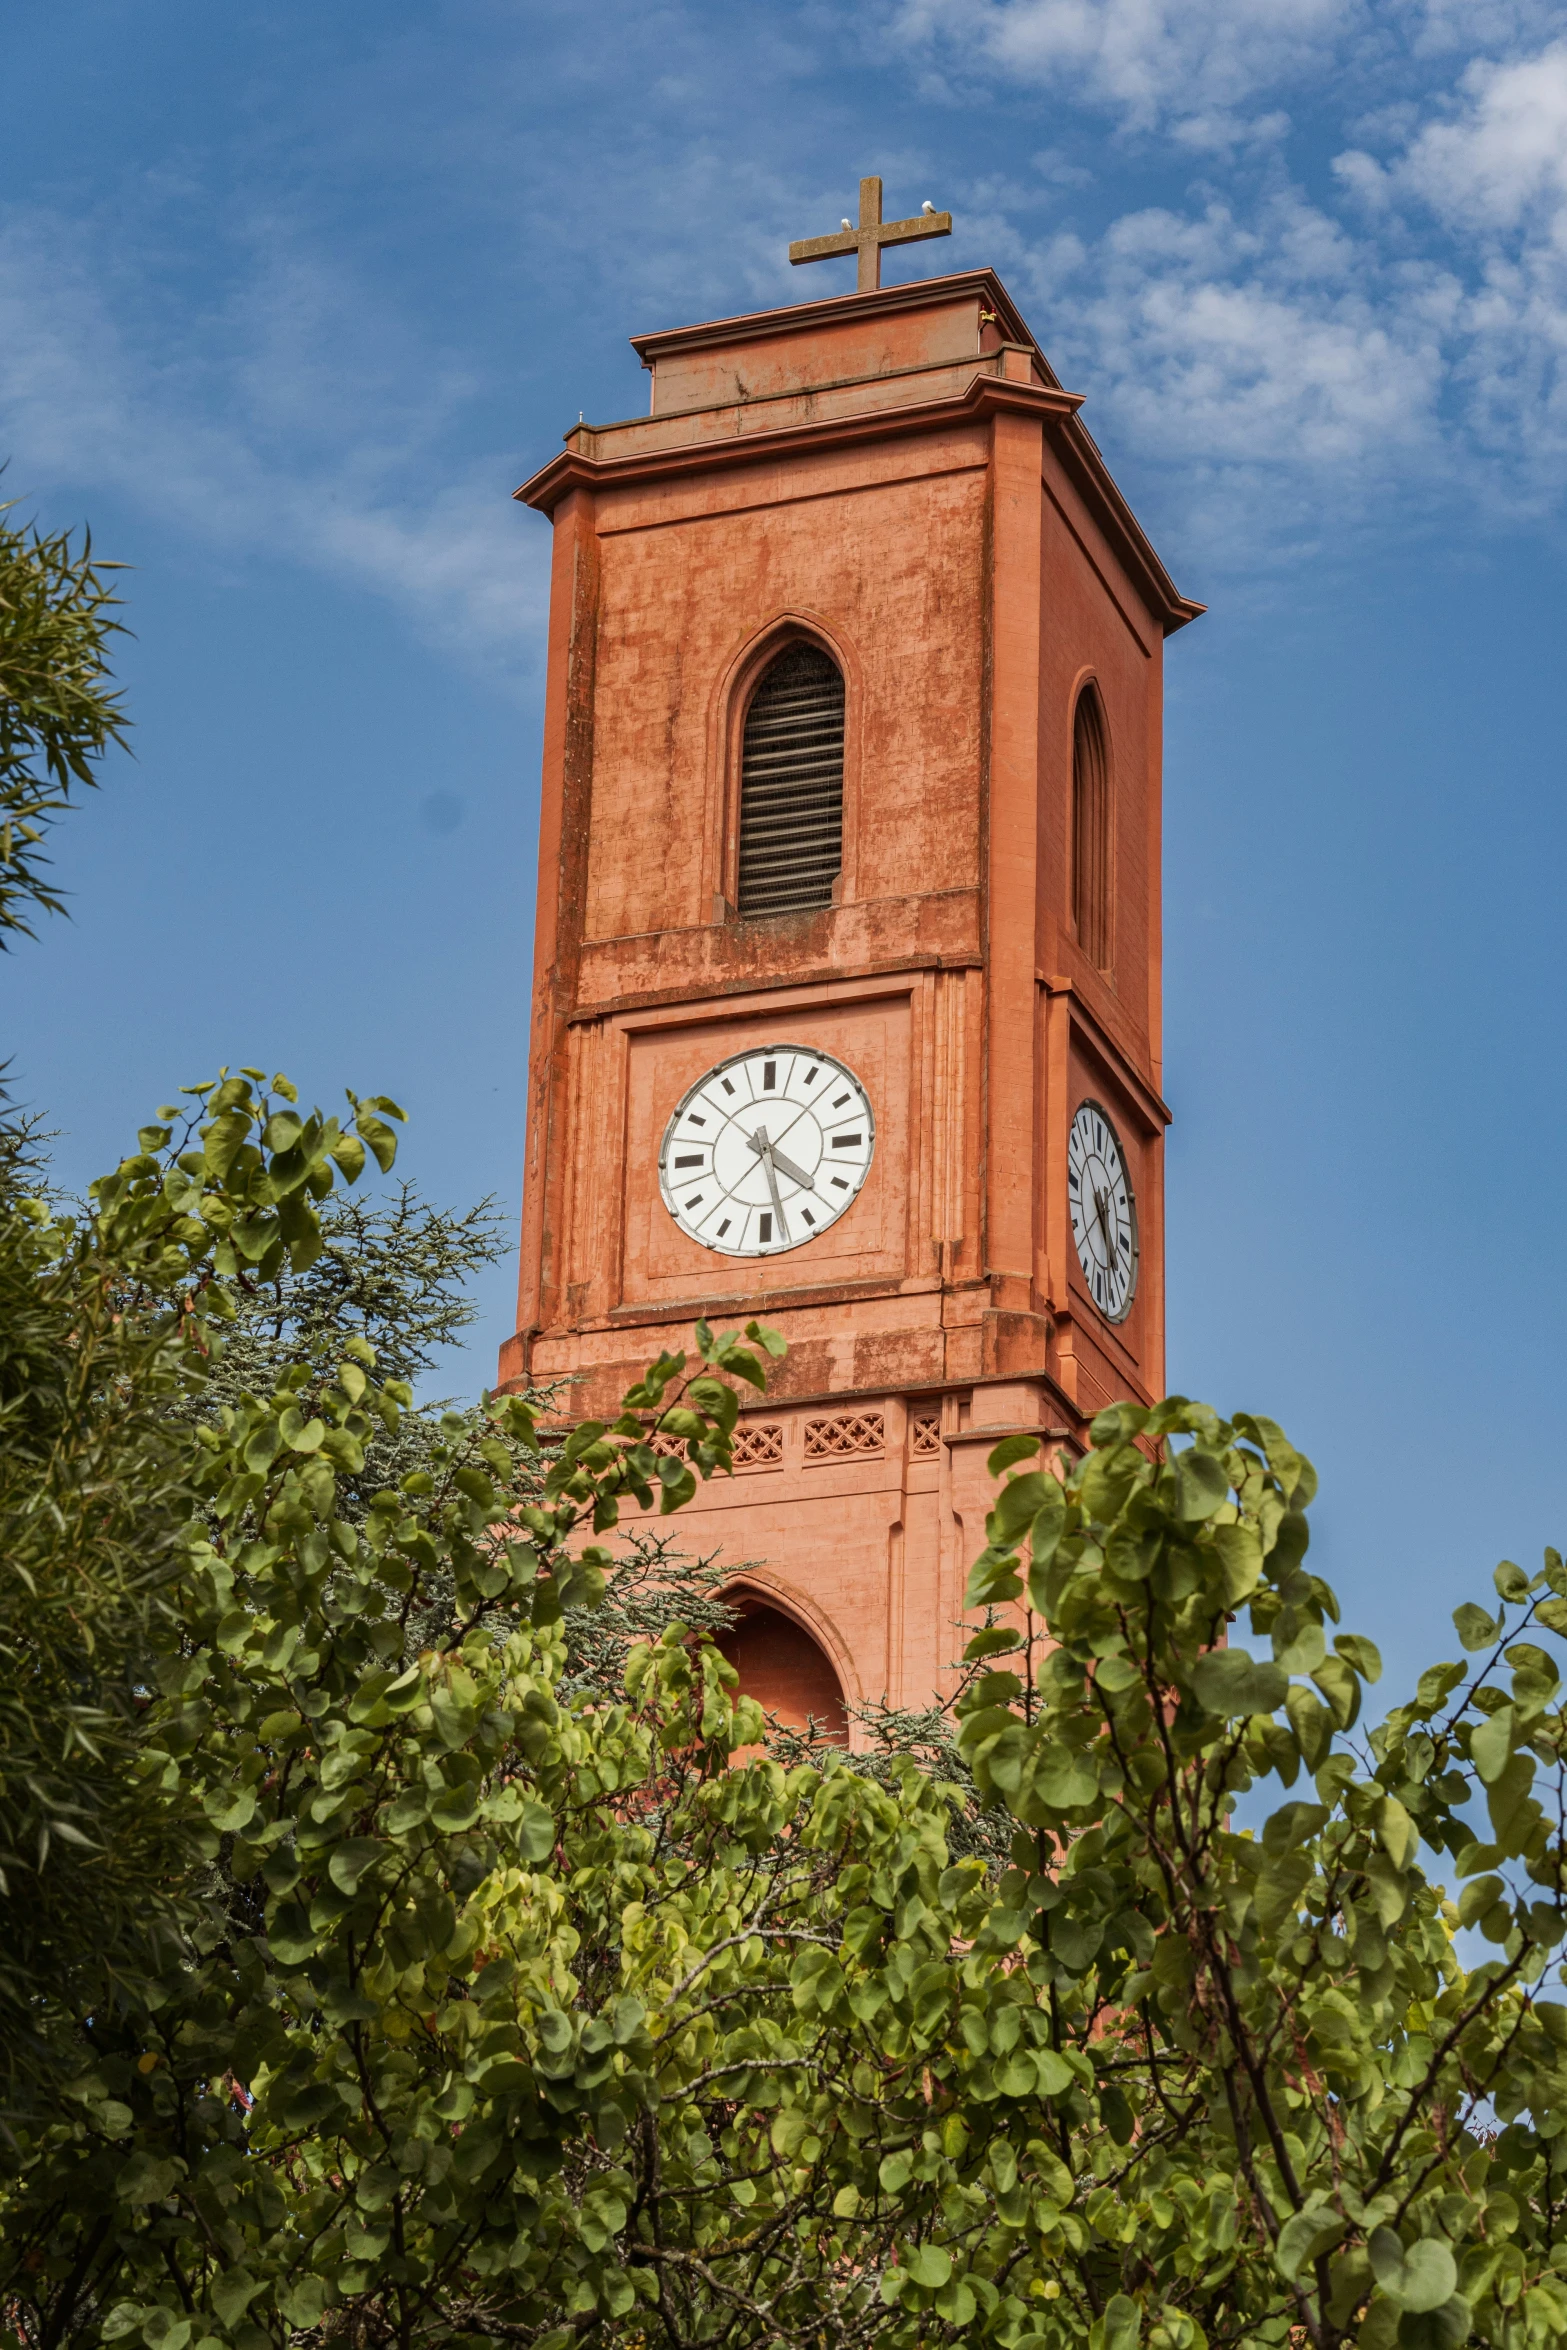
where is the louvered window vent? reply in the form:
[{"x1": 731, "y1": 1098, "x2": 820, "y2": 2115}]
[{"x1": 737, "y1": 643, "x2": 844, "y2": 918}]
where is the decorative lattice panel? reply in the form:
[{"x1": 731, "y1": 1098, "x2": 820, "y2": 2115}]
[
  {"x1": 910, "y1": 1414, "x2": 942, "y2": 1456},
  {"x1": 803, "y1": 1412, "x2": 886, "y2": 1460},
  {"x1": 732, "y1": 1422, "x2": 785, "y2": 1467},
  {"x1": 645, "y1": 1424, "x2": 784, "y2": 1467}
]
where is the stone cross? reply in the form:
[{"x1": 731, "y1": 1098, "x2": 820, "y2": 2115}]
[{"x1": 789, "y1": 176, "x2": 952, "y2": 294}]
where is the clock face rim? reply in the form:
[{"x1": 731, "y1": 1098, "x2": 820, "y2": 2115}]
[
  {"x1": 657, "y1": 1042, "x2": 877, "y2": 1261},
  {"x1": 1068, "y1": 1097, "x2": 1139, "y2": 1325}
]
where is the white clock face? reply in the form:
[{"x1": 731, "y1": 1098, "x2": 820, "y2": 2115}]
[
  {"x1": 1068, "y1": 1100, "x2": 1138, "y2": 1323},
  {"x1": 658, "y1": 1045, "x2": 875, "y2": 1258}
]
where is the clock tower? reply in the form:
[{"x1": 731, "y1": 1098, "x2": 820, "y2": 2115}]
[{"x1": 499, "y1": 190, "x2": 1201, "y2": 1737}]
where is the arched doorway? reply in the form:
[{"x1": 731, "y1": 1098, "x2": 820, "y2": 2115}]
[{"x1": 717, "y1": 1595, "x2": 849, "y2": 1746}]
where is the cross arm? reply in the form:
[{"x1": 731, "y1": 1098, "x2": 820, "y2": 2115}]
[
  {"x1": 871, "y1": 209, "x2": 952, "y2": 250},
  {"x1": 788, "y1": 211, "x2": 952, "y2": 267},
  {"x1": 788, "y1": 229, "x2": 862, "y2": 264}
]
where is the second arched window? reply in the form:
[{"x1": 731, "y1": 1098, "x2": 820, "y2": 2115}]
[
  {"x1": 737, "y1": 641, "x2": 845, "y2": 918},
  {"x1": 1071, "y1": 684, "x2": 1112, "y2": 972}
]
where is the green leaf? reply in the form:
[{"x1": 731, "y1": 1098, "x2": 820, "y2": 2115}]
[
  {"x1": 1273, "y1": 1611, "x2": 1326, "y2": 1674},
  {"x1": 1286, "y1": 1684, "x2": 1334, "y2": 1771},
  {"x1": 1454, "y1": 1602, "x2": 1501, "y2": 1652},
  {"x1": 1335, "y1": 1633, "x2": 1383, "y2": 1682},
  {"x1": 1028, "y1": 1478, "x2": 1067, "y2": 1580},
  {"x1": 1189, "y1": 1647, "x2": 1288, "y2": 1719},
  {"x1": 1374, "y1": 1796, "x2": 1418, "y2": 1869},
  {"x1": 263, "y1": 1110, "x2": 304, "y2": 1153},
  {"x1": 964, "y1": 1627, "x2": 1023, "y2": 1660},
  {"x1": 117, "y1": 2153, "x2": 180, "y2": 2205},
  {"x1": 1171, "y1": 1446, "x2": 1229, "y2": 1523},
  {"x1": 965, "y1": 1547, "x2": 1023, "y2": 1608},
  {"x1": 330, "y1": 1131, "x2": 366, "y2": 1182},
  {"x1": 1096, "y1": 2294, "x2": 1142, "y2": 2350},
  {"x1": 987, "y1": 1433, "x2": 1042, "y2": 1476},
  {"x1": 279, "y1": 2276, "x2": 329, "y2": 2329},
  {"x1": 992, "y1": 1470, "x2": 1053, "y2": 1545},
  {"x1": 1416, "y1": 1661, "x2": 1465, "y2": 1709},
  {"x1": 903, "y1": 2246, "x2": 952, "y2": 2290},
  {"x1": 210, "y1": 2274, "x2": 261, "y2": 2329},
  {"x1": 1457, "y1": 1874, "x2": 1505, "y2": 1928},
  {"x1": 1311, "y1": 1654, "x2": 1361, "y2": 1730},
  {"x1": 1210, "y1": 1522, "x2": 1263, "y2": 1604},
  {"x1": 1486, "y1": 1752, "x2": 1537, "y2": 1848},
  {"x1": 354, "y1": 1112, "x2": 400, "y2": 1175},
  {"x1": 1034, "y1": 2048, "x2": 1074, "y2": 2096},
  {"x1": 1368, "y1": 2230, "x2": 1456, "y2": 2314},
  {"x1": 1395, "y1": 2298, "x2": 1471, "y2": 2350},
  {"x1": 1276, "y1": 2204, "x2": 1348, "y2": 2281},
  {"x1": 1470, "y1": 1706, "x2": 1514, "y2": 1785},
  {"x1": 267, "y1": 1902, "x2": 319, "y2": 1964},
  {"x1": 516, "y1": 1801, "x2": 556, "y2": 1863},
  {"x1": 328, "y1": 1839, "x2": 384, "y2": 1894}
]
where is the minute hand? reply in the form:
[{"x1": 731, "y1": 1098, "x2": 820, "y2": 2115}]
[{"x1": 756, "y1": 1139, "x2": 790, "y2": 1241}]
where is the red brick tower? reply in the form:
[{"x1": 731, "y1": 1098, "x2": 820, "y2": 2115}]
[{"x1": 499, "y1": 249, "x2": 1200, "y2": 1735}]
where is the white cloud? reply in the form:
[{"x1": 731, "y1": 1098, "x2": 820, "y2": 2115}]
[
  {"x1": 885, "y1": 0, "x2": 1361, "y2": 132},
  {"x1": 1406, "y1": 0, "x2": 1565, "y2": 60},
  {"x1": 1392, "y1": 41, "x2": 1567, "y2": 233},
  {"x1": 1084, "y1": 208, "x2": 1444, "y2": 470},
  {"x1": 875, "y1": 6, "x2": 1567, "y2": 549},
  {"x1": 0, "y1": 210, "x2": 545, "y2": 685}
]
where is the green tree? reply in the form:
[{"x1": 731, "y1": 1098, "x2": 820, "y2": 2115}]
[
  {"x1": 0, "y1": 1102, "x2": 198, "y2": 2104},
  {"x1": 0, "y1": 498, "x2": 128, "y2": 942},
  {"x1": 6, "y1": 1075, "x2": 1567, "y2": 2350},
  {"x1": 948, "y1": 1407, "x2": 1567, "y2": 2350}
]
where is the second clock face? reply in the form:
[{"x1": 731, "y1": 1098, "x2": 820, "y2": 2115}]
[
  {"x1": 658, "y1": 1045, "x2": 875, "y2": 1258},
  {"x1": 1068, "y1": 1100, "x2": 1139, "y2": 1322}
]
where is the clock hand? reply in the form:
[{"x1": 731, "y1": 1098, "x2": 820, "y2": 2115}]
[
  {"x1": 762, "y1": 1140, "x2": 818, "y2": 1193},
  {"x1": 746, "y1": 1126, "x2": 818, "y2": 1195},
  {"x1": 1093, "y1": 1186, "x2": 1119, "y2": 1273},
  {"x1": 750, "y1": 1127, "x2": 790, "y2": 1241}
]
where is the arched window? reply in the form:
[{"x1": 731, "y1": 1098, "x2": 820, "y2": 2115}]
[
  {"x1": 736, "y1": 641, "x2": 845, "y2": 918},
  {"x1": 717, "y1": 1597, "x2": 848, "y2": 1745},
  {"x1": 1071, "y1": 684, "x2": 1112, "y2": 972}
]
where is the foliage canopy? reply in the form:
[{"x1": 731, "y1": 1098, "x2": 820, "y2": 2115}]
[
  {"x1": 5, "y1": 1072, "x2": 1567, "y2": 2350},
  {"x1": 0, "y1": 500, "x2": 127, "y2": 941}
]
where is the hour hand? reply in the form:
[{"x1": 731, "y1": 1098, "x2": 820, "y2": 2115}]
[
  {"x1": 765, "y1": 1142, "x2": 817, "y2": 1192},
  {"x1": 746, "y1": 1126, "x2": 815, "y2": 1194}
]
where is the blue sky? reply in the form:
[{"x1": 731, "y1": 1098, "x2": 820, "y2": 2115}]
[{"x1": 7, "y1": 0, "x2": 1567, "y2": 1699}]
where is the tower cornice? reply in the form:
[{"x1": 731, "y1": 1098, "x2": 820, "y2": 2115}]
[
  {"x1": 626, "y1": 268, "x2": 1041, "y2": 370},
  {"x1": 516, "y1": 370, "x2": 1203, "y2": 638}
]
